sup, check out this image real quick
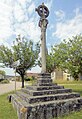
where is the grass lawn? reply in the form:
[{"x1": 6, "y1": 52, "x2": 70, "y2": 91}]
[
  {"x1": 0, "y1": 92, "x2": 18, "y2": 119},
  {"x1": 53, "y1": 80, "x2": 82, "y2": 119},
  {"x1": 55, "y1": 80, "x2": 82, "y2": 95},
  {"x1": 55, "y1": 110, "x2": 82, "y2": 119},
  {"x1": 0, "y1": 80, "x2": 82, "y2": 119}
]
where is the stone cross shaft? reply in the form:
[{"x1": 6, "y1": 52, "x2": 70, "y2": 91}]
[{"x1": 35, "y1": 3, "x2": 49, "y2": 73}]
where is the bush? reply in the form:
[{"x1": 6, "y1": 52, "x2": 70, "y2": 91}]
[
  {"x1": 24, "y1": 76, "x2": 37, "y2": 81},
  {"x1": 0, "y1": 79, "x2": 4, "y2": 82},
  {"x1": 24, "y1": 77, "x2": 32, "y2": 81},
  {"x1": 1, "y1": 79, "x2": 10, "y2": 84}
]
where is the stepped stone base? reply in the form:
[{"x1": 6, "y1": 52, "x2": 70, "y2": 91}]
[{"x1": 10, "y1": 73, "x2": 82, "y2": 119}]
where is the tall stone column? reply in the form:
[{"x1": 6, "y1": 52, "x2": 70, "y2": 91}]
[
  {"x1": 40, "y1": 18, "x2": 48, "y2": 73},
  {"x1": 35, "y1": 3, "x2": 49, "y2": 73}
]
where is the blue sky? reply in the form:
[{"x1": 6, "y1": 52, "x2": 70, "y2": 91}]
[{"x1": 0, "y1": 0, "x2": 82, "y2": 75}]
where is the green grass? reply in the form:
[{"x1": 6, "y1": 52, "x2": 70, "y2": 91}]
[
  {"x1": 55, "y1": 110, "x2": 82, "y2": 119},
  {"x1": 55, "y1": 80, "x2": 82, "y2": 95},
  {"x1": 53, "y1": 80, "x2": 82, "y2": 119},
  {"x1": 0, "y1": 92, "x2": 18, "y2": 119},
  {"x1": 63, "y1": 84, "x2": 82, "y2": 95},
  {"x1": 0, "y1": 80, "x2": 82, "y2": 119},
  {"x1": 54, "y1": 79, "x2": 82, "y2": 84}
]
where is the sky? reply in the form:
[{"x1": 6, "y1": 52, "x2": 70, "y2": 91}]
[{"x1": 0, "y1": 0, "x2": 82, "y2": 75}]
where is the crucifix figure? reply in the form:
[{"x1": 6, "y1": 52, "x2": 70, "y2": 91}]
[{"x1": 35, "y1": 3, "x2": 49, "y2": 73}]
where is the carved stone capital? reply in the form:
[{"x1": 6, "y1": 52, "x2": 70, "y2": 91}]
[{"x1": 39, "y1": 18, "x2": 48, "y2": 30}]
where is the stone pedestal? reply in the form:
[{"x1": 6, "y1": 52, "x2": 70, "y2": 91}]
[
  {"x1": 10, "y1": 73, "x2": 82, "y2": 119},
  {"x1": 37, "y1": 73, "x2": 52, "y2": 86}
]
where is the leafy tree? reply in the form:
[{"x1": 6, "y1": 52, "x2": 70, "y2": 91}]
[
  {"x1": 46, "y1": 53, "x2": 56, "y2": 73},
  {"x1": 0, "y1": 70, "x2": 6, "y2": 76},
  {"x1": 0, "y1": 35, "x2": 40, "y2": 88},
  {"x1": 38, "y1": 49, "x2": 56, "y2": 73},
  {"x1": 52, "y1": 35, "x2": 82, "y2": 80},
  {"x1": 0, "y1": 70, "x2": 5, "y2": 81}
]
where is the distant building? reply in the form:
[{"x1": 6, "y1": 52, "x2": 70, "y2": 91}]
[
  {"x1": 26, "y1": 73, "x2": 39, "y2": 79},
  {"x1": 5, "y1": 75, "x2": 20, "y2": 81},
  {"x1": 51, "y1": 69, "x2": 72, "y2": 81}
]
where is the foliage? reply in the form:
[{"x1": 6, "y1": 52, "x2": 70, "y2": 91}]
[
  {"x1": 0, "y1": 92, "x2": 18, "y2": 119},
  {"x1": 54, "y1": 79, "x2": 82, "y2": 84},
  {"x1": 24, "y1": 77, "x2": 33, "y2": 81},
  {"x1": 0, "y1": 36, "x2": 40, "y2": 88},
  {"x1": 0, "y1": 70, "x2": 6, "y2": 75},
  {"x1": 46, "y1": 53, "x2": 56, "y2": 73},
  {"x1": 52, "y1": 35, "x2": 82, "y2": 80},
  {"x1": 0, "y1": 70, "x2": 6, "y2": 81},
  {"x1": 24, "y1": 76, "x2": 36, "y2": 81},
  {"x1": 0, "y1": 79, "x2": 10, "y2": 84},
  {"x1": 38, "y1": 51, "x2": 56, "y2": 73},
  {"x1": 54, "y1": 110, "x2": 82, "y2": 119}
]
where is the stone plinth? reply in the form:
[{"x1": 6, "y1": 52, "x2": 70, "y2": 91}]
[
  {"x1": 10, "y1": 73, "x2": 82, "y2": 119},
  {"x1": 37, "y1": 73, "x2": 52, "y2": 86}
]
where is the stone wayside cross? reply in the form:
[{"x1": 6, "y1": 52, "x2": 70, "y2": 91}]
[
  {"x1": 10, "y1": 3, "x2": 82, "y2": 119},
  {"x1": 35, "y1": 3, "x2": 49, "y2": 73}
]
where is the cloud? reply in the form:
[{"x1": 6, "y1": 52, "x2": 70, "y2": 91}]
[
  {"x1": 53, "y1": 8, "x2": 82, "y2": 41},
  {"x1": 49, "y1": 24, "x2": 54, "y2": 30},
  {"x1": 27, "y1": 2, "x2": 35, "y2": 15},
  {"x1": 0, "y1": 67, "x2": 15, "y2": 76},
  {"x1": 14, "y1": 3, "x2": 25, "y2": 23},
  {"x1": 55, "y1": 10, "x2": 65, "y2": 20},
  {"x1": 1, "y1": 0, "x2": 13, "y2": 5},
  {"x1": 0, "y1": 1, "x2": 42, "y2": 74},
  {"x1": 27, "y1": 65, "x2": 41, "y2": 73},
  {"x1": 17, "y1": 0, "x2": 32, "y2": 5},
  {"x1": 15, "y1": 20, "x2": 40, "y2": 42},
  {"x1": 0, "y1": 1, "x2": 13, "y2": 46},
  {"x1": 0, "y1": 1, "x2": 41, "y2": 46},
  {"x1": 45, "y1": 0, "x2": 53, "y2": 10},
  {"x1": 12, "y1": 1, "x2": 40, "y2": 42}
]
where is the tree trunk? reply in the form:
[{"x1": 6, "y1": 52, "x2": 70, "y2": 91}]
[{"x1": 21, "y1": 74, "x2": 24, "y2": 88}]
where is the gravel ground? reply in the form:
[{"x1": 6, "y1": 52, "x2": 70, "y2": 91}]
[{"x1": 0, "y1": 81, "x2": 27, "y2": 95}]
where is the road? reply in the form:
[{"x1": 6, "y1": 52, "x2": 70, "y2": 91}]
[{"x1": 0, "y1": 81, "x2": 28, "y2": 95}]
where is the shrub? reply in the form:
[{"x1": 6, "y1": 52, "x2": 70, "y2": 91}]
[
  {"x1": 0, "y1": 79, "x2": 4, "y2": 82},
  {"x1": 1, "y1": 79, "x2": 10, "y2": 84},
  {"x1": 24, "y1": 77, "x2": 32, "y2": 81}
]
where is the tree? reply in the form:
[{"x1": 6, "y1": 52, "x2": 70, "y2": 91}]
[
  {"x1": 0, "y1": 35, "x2": 40, "y2": 88},
  {"x1": 38, "y1": 49, "x2": 56, "y2": 73},
  {"x1": 0, "y1": 70, "x2": 6, "y2": 81},
  {"x1": 0, "y1": 70, "x2": 6, "y2": 77},
  {"x1": 52, "y1": 35, "x2": 82, "y2": 80},
  {"x1": 46, "y1": 53, "x2": 56, "y2": 73}
]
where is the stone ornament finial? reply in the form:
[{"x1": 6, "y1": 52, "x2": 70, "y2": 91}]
[{"x1": 35, "y1": 3, "x2": 49, "y2": 18}]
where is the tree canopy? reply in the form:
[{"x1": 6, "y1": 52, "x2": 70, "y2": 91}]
[
  {"x1": 0, "y1": 70, "x2": 6, "y2": 76},
  {"x1": 52, "y1": 35, "x2": 82, "y2": 80},
  {"x1": 0, "y1": 35, "x2": 40, "y2": 87},
  {"x1": 46, "y1": 53, "x2": 56, "y2": 73}
]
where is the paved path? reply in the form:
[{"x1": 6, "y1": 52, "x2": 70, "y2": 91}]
[{"x1": 0, "y1": 81, "x2": 28, "y2": 95}]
